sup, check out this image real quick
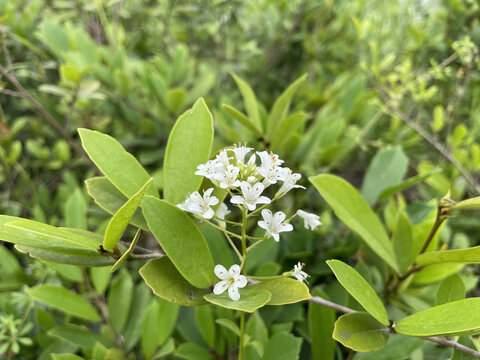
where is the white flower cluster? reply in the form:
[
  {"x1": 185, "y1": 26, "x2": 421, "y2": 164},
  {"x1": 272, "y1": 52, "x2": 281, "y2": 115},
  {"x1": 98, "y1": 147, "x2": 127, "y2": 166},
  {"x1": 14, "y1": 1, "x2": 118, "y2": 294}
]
[{"x1": 177, "y1": 144, "x2": 322, "y2": 300}]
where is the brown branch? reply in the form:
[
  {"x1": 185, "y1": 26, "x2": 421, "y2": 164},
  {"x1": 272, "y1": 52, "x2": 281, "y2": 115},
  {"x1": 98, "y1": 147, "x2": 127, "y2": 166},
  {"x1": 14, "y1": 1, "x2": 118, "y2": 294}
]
[
  {"x1": 0, "y1": 63, "x2": 97, "y2": 170},
  {"x1": 308, "y1": 295, "x2": 480, "y2": 358}
]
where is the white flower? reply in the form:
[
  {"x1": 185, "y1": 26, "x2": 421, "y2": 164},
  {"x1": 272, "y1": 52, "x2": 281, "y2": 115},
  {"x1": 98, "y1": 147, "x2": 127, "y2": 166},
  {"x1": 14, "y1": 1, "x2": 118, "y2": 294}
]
[
  {"x1": 213, "y1": 264, "x2": 247, "y2": 301},
  {"x1": 258, "y1": 165, "x2": 283, "y2": 186},
  {"x1": 230, "y1": 181, "x2": 271, "y2": 211},
  {"x1": 258, "y1": 209, "x2": 293, "y2": 242},
  {"x1": 291, "y1": 262, "x2": 309, "y2": 283},
  {"x1": 257, "y1": 151, "x2": 284, "y2": 169},
  {"x1": 177, "y1": 188, "x2": 219, "y2": 219},
  {"x1": 215, "y1": 164, "x2": 241, "y2": 189},
  {"x1": 297, "y1": 210, "x2": 322, "y2": 230},
  {"x1": 277, "y1": 168, "x2": 305, "y2": 196},
  {"x1": 230, "y1": 144, "x2": 253, "y2": 164},
  {"x1": 215, "y1": 203, "x2": 231, "y2": 228},
  {"x1": 195, "y1": 159, "x2": 219, "y2": 180},
  {"x1": 216, "y1": 149, "x2": 232, "y2": 167}
]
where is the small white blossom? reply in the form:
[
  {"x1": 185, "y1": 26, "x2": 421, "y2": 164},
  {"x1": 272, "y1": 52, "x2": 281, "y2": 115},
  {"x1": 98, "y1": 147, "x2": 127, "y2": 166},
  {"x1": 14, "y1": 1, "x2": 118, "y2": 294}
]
[
  {"x1": 258, "y1": 165, "x2": 283, "y2": 186},
  {"x1": 213, "y1": 264, "x2": 247, "y2": 301},
  {"x1": 258, "y1": 209, "x2": 293, "y2": 242},
  {"x1": 195, "y1": 159, "x2": 219, "y2": 180},
  {"x1": 297, "y1": 210, "x2": 322, "y2": 230},
  {"x1": 215, "y1": 203, "x2": 231, "y2": 228},
  {"x1": 277, "y1": 168, "x2": 305, "y2": 196},
  {"x1": 177, "y1": 188, "x2": 219, "y2": 219},
  {"x1": 215, "y1": 164, "x2": 241, "y2": 189},
  {"x1": 257, "y1": 151, "x2": 284, "y2": 169},
  {"x1": 230, "y1": 144, "x2": 253, "y2": 164},
  {"x1": 291, "y1": 262, "x2": 309, "y2": 283},
  {"x1": 216, "y1": 149, "x2": 232, "y2": 167},
  {"x1": 230, "y1": 181, "x2": 271, "y2": 211}
]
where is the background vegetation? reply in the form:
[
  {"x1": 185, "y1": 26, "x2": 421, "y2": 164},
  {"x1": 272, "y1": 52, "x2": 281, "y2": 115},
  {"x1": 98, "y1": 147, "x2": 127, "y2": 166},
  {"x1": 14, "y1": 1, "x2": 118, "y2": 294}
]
[{"x1": 1, "y1": 0, "x2": 480, "y2": 359}]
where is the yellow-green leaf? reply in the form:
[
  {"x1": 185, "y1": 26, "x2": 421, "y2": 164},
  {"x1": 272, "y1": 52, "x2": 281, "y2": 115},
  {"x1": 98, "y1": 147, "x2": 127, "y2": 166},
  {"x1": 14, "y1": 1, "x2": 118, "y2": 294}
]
[
  {"x1": 250, "y1": 278, "x2": 310, "y2": 305},
  {"x1": 204, "y1": 289, "x2": 271, "y2": 313}
]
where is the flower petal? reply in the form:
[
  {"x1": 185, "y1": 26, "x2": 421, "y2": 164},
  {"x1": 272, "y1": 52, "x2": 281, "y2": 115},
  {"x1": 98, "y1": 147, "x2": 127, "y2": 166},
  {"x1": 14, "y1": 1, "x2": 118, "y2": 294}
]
[
  {"x1": 214, "y1": 265, "x2": 229, "y2": 280},
  {"x1": 214, "y1": 280, "x2": 229, "y2": 294},
  {"x1": 235, "y1": 275, "x2": 248, "y2": 288},
  {"x1": 278, "y1": 223, "x2": 293, "y2": 233},
  {"x1": 273, "y1": 233, "x2": 280, "y2": 242},
  {"x1": 228, "y1": 284, "x2": 240, "y2": 301},
  {"x1": 229, "y1": 264, "x2": 241, "y2": 277},
  {"x1": 255, "y1": 196, "x2": 271, "y2": 205},
  {"x1": 261, "y1": 209, "x2": 273, "y2": 222},
  {"x1": 230, "y1": 196, "x2": 245, "y2": 205},
  {"x1": 273, "y1": 211, "x2": 286, "y2": 224},
  {"x1": 258, "y1": 220, "x2": 268, "y2": 230},
  {"x1": 203, "y1": 208, "x2": 214, "y2": 219}
]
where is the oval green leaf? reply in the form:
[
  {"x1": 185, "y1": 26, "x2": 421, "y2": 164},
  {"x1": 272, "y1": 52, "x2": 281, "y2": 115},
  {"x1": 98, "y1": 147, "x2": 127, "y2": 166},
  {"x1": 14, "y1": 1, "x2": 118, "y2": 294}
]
[
  {"x1": 142, "y1": 196, "x2": 215, "y2": 288},
  {"x1": 27, "y1": 284, "x2": 100, "y2": 322},
  {"x1": 221, "y1": 104, "x2": 262, "y2": 136},
  {"x1": 108, "y1": 269, "x2": 133, "y2": 333},
  {"x1": 139, "y1": 257, "x2": 209, "y2": 306},
  {"x1": 250, "y1": 278, "x2": 311, "y2": 305},
  {"x1": 436, "y1": 273, "x2": 465, "y2": 306},
  {"x1": 15, "y1": 245, "x2": 114, "y2": 266},
  {"x1": 333, "y1": 312, "x2": 389, "y2": 352},
  {"x1": 230, "y1": 72, "x2": 262, "y2": 132},
  {"x1": 310, "y1": 174, "x2": 399, "y2": 273},
  {"x1": 110, "y1": 229, "x2": 142, "y2": 272},
  {"x1": 78, "y1": 128, "x2": 158, "y2": 198},
  {"x1": 327, "y1": 260, "x2": 389, "y2": 326},
  {"x1": 85, "y1": 177, "x2": 148, "y2": 230},
  {"x1": 452, "y1": 197, "x2": 480, "y2": 211},
  {"x1": 103, "y1": 178, "x2": 152, "y2": 250},
  {"x1": 416, "y1": 246, "x2": 480, "y2": 266},
  {"x1": 395, "y1": 297, "x2": 480, "y2": 336},
  {"x1": 203, "y1": 289, "x2": 271, "y2": 313},
  {"x1": 163, "y1": 98, "x2": 214, "y2": 204}
]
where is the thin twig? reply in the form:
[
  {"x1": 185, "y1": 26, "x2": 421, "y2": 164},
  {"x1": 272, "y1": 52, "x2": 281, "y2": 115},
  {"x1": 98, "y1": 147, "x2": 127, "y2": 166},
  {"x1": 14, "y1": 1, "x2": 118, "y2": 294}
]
[
  {"x1": 0, "y1": 63, "x2": 97, "y2": 170},
  {"x1": 308, "y1": 295, "x2": 480, "y2": 358},
  {"x1": 129, "y1": 253, "x2": 163, "y2": 260}
]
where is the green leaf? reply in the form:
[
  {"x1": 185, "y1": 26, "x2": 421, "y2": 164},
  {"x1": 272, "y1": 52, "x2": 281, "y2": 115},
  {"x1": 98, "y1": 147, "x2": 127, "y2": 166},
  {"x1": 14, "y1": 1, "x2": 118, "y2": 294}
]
[
  {"x1": 152, "y1": 337, "x2": 175, "y2": 359},
  {"x1": 108, "y1": 269, "x2": 133, "y2": 333},
  {"x1": 48, "y1": 324, "x2": 110, "y2": 348},
  {"x1": 452, "y1": 337, "x2": 478, "y2": 360},
  {"x1": 310, "y1": 174, "x2": 399, "y2": 273},
  {"x1": 103, "y1": 178, "x2": 151, "y2": 250},
  {"x1": 1, "y1": 216, "x2": 100, "y2": 251},
  {"x1": 51, "y1": 355, "x2": 84, "y2": 360},
  {"x1": 204, "y1": 289, "x2": 271, "y2": 313},
  {"x1": 44, "y1": 262, "x2": 83, "y2": 282},
  {"x1": 142, "y1": 197, "x2": 215, "y2": 288},
  {"x1": 221, "y1": 104, "x2": 262, "y2": 136},
  {"x1": 361, "y1": 146, "x2": 408, "y2": 205},
  {"x1": 333, "y1": 312, "x2": 389, "y2": 352},
  {"x1": 354, "y1": 334, "x2": 424, "y2": 360},
  {"x1": 167, "y1": 88, "x2": 187, "y2": 114},
  {"x1": 90, "y1": 267, "x2": 111, "y2": 294},
  {"x1": 395, "y1": 297, "x2": 480, "y2": 336},
  {"x1": 195, "y1": 305, "x2": 216, "y2": 347},
  {"x1": 215, "y1": 318, "x2": 240, "y2": 336},
  {"x1": 309, "y1": 288, "x2": 335, "y2": 360},
  {"x1": 110, "y1": 229, "x2": 142, "y2": 272},
  {"x1": 266, "y1": 73, "x2": 307, "y2": 138},
  {"x1": 263, "y1": 331, "x2": 302, "y2": 360},
  {"x1": 163, "y1": 98, "x2": 214, "y2": 204},
  {"x1": 250, "y1": 278, "x2": 311, "y2": 305},
  {"x1": 436, "y1": 274, "x2": 465, "y2": 305},
  {"x1": 15, "y1": 245, "x2": 114, "y2": 266},
  {"x1": 327, "y1": 260, "x2": 389, "y2": 325},
  {"x1": 246, "y1": 312, "x2": 268, "y2": 360},
  {"x1": 416, "y1": 246, "x2": 480, "y2": 266},
  {"x1": 270, "y1": 111, "x2": 308, "y2": 152},
  {"x1": 139, "y1": 258, "x2": 209, "y2": 306},
  {"x1": 230, "y1": 72, "x2": 262, "y2": 132},
  {"x1": 393, "y1": 211, "x2": 414, "y2": 273},
  {"x1": 413, "y1": 263, "x2": 463, "y2": 284},
  {"x1": 378, "y1": 169, "x2": 441, "y2": 200},
  {"x1": 85, "y1": 177, "x2": 148, "y2": 230},
  {"x1": 65, "y1": 188, "x2": 87, "y2": 229},
  {"x1": 78, "y1": 128, "x2": 158, "y2": 198},
  {"x1": 142, "y1": 299, "x2": 179, "y2": 359},
  {"x1": 453, "y1": 197, "x2": 480, "y2": 210},
  {"x1": 123, "y1": 283, "x2": 152, "y2": 351},
  {"x1": 27, "y1": 284, "x2": 100, "y2": 321},
  {"x1": 176, "y1": 343, "x2": 214, "y2": 360}
]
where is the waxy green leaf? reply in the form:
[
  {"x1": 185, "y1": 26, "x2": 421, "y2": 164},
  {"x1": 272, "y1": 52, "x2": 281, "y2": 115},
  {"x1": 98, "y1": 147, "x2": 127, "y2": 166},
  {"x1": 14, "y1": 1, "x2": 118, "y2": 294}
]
[
  {"x1": 15, "y1": 245, "x2": 114, "y2": 266},
  {"x1": 221, "y1": 104, "x2": 262, "y2": 136},
  {"x1": 163, "y1": 98, "x2": 214, "y2": 204},
  {"x1": 78, "y1": 128, "x2": 158, "y2": 198},
  {"x1": 309, "y1": 289, "x2": 335, "y2": 360},
  {"x1": 395, "y1": 298, "x2": 480, "y2": 336},
  {"x1": 393, "y1": 211, "x2": 414, "y2": 273},
  {"x1": 27, "y1": 285, "x2": 100, "y2": 321},
  {"x1": 436, "y1": 274, "x2": 465, "y2": 305},
  {"x1": 204, "y1": 289, "x2": 271, "y2": 313},
  {"x1": 230, "y1": 72, "x2": 262, "y2": 132},
  {"x1": 103, "y1": 178, "x2": 151, "y2": 250},
  {"x1": 142, "y1": 196, "x2": 215, "y2": 288},
  {"x1": 250, "y1": 278, "x2": 311, "y2": 305},
  {"x1": 108, "y1": 269, "x2": 133, "y2": 333},
  {"x1": 416, "y1": 246, "x2": 480, "y2": 266},
  {"x1": 310, "y1": 174, "x2": 399, "y2": 272},
  {"x1": 452, "y1": 197, "x2": 480, "y2": 211},
  {"x1": 85, "y1": 177, "x2": 148, "y2": 230},
  {"x1": 333, "y1": 312, "x2": 389, "y2": 352},
  {"x1": 139, "y1": 258, "x2": 209, "y2": 306},
  {"x1": 327, "y1": 260, "x2": 389, "y2": 326},
  {"x1": 110, "y1": 229, "x2": 142, "y2": 272}
]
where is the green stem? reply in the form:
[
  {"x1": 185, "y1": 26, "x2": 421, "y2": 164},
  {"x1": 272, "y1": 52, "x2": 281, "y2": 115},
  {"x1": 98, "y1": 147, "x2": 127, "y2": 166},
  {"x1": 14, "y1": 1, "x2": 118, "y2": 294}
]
[
  {"x1": 238, "y1": 311, "x2": 246, "y2": 360},
  {"x1": 225, "y1": 232, "x2": 242, "y2": 260},
  {"x1": 241, "y1": 207, "x2": 247, "y2": 274},
  {"x1": 199, "y1": 217, "x2": 243, "y2": 239},
  {"x1": 248, "y1": 274, "x2": 288, "y2": 280},
  {"x1": 212, "y1": 215, "x2": 242, "y2": 226}
]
